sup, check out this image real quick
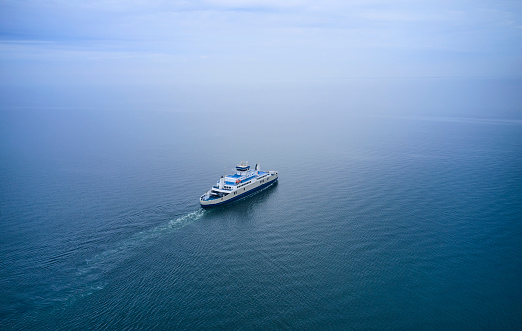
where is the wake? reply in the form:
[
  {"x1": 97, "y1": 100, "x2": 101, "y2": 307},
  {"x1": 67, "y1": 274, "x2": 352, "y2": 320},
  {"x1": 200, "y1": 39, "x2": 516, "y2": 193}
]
[
  {"x1": 71, "y1": 209, "x2": 206, "y2": 299},
  {"x1": 79, "y1": 209, "x2": 206, "y2": 275}
]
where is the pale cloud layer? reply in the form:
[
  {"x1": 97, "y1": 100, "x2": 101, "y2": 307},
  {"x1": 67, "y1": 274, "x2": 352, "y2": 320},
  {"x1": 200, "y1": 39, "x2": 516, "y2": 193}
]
[{"x1": 1, "y1": 0, "x2": 521, "y2": 86}]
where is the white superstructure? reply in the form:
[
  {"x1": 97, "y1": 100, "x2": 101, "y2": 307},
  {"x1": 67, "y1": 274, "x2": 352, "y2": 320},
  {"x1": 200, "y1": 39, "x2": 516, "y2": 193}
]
[{"x1": 200, "y1": 161, "x2": 278, "y2": 208}]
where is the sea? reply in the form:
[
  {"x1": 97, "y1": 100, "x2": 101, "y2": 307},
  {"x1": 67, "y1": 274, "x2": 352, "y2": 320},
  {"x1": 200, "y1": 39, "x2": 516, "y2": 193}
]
[{"x1": 1, "y1": 82, "x2": 521, "y2": 329}]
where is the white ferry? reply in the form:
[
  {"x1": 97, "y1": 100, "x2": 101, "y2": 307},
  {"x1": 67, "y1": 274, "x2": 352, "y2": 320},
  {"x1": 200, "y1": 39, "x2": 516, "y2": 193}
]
[{"x1": 200, "y1": 161, "x2": 278, "y2": 208}]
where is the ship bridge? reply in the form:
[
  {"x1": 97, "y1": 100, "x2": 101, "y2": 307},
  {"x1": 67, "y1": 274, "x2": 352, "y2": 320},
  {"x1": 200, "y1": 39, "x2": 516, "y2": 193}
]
[{"x1": 236, "y1": 161, "x2": 250, "y2": 172}]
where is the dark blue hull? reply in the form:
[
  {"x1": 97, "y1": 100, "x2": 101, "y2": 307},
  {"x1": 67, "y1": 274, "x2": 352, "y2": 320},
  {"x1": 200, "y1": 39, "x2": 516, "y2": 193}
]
[{"x1": 200, "y1": 178, "x2": 278, "y2": 208}]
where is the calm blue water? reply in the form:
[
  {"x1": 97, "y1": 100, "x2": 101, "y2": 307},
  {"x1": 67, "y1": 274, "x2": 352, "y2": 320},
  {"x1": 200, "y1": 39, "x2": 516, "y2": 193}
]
[{"x1": 1, "y1": 108, "x2": 521, "y2": 329}]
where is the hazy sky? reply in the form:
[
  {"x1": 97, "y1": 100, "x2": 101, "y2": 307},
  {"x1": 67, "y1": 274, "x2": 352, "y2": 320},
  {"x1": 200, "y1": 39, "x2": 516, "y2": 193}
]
[{"x1": 0, "y1": 0, "x2": 521, "y2": 112}]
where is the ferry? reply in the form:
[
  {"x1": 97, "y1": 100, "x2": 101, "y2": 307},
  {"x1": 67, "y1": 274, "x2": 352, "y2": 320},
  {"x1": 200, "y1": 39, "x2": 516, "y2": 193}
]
[{"x1": 200, "y1": 161, "x2": 278, "y2": 208}]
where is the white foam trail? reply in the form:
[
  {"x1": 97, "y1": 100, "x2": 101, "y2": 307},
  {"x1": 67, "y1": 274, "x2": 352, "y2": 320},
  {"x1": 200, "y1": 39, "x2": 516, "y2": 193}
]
[
  {"x1": 80, "y1": 209, "x2": 205, "y2": 272},
  {"x1": 167, "y1": 209, "x2": 206, "y2": 229},
  {"x1": 71, "y1": 209, "x2": 206, "y2": 299}
]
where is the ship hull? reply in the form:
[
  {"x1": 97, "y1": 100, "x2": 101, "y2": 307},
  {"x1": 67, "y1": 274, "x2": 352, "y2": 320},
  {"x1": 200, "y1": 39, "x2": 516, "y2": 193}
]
[{"x1": 200, "y1": 174, "x2": 278, "y2": 208}]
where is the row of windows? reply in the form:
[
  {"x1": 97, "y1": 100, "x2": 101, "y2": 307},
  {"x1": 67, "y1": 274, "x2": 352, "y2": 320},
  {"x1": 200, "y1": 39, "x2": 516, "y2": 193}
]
[{"x1": 233, "y1": 188, "x2": 247, "y2": 195}]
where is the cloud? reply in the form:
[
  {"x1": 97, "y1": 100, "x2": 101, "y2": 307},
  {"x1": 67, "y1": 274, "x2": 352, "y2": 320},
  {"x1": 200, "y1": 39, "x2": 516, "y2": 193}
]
[
  {"x1": 358, "y1": 10, "x2": 452, "y2": 22},
  {"x1": 203, "y1": 0, "x2": 306, "y2": 9},
  {"x1": 0, "y1": 0, "x2": 521, "y2": 85}
]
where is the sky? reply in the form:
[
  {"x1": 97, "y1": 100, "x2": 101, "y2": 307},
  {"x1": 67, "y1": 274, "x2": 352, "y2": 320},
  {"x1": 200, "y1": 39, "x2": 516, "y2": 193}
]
[{"x1": 0, "y1": 0, "x2": 521, "y2": 113}]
